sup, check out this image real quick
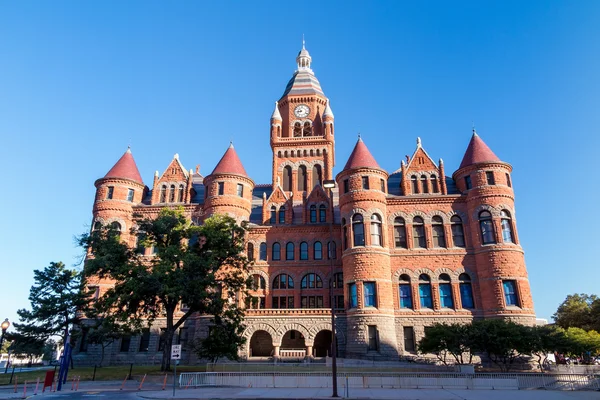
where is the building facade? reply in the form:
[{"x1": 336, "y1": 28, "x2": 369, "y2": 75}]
[{"x1": 77, "y1": 45, "x2": 535, "y2": 365}]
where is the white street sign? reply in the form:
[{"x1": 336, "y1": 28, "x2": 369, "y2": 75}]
[{"x1": 171, "y1": 344, "x2": 182, "y2": 360}]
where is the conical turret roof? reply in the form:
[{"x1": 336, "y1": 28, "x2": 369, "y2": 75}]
[
  {"x1": 211, "y1": 143, "x2": 248, "y2": 177},
  {"x1": 343, "y1": 137, "x2": 380, "y2": 171},
  {"x1": 104, "y1": 148, "x2": 144, "y2": 184},
  {"x1": 459, "y1": 131, "x2": 501, "y2": 169}
]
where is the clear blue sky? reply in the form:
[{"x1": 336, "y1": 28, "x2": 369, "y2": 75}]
[{"x1": 1, "y1": 1, "x2": 598, "y2": 328}]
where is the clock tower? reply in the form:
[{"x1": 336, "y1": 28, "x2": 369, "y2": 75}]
[{"x1": 270, "y1": 43, "x2": 335, "y2": 198}]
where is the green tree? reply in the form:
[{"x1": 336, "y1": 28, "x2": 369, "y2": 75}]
[
  {"x1": 80, "y1": 208, "x2": 250, "y2": 371},
  {"x1": 526, "y1": 325, "x2": 570, "y2": 371},
  {"x1": 564, "y1": 327, "x2": 600, "y2": 363},
  {"x1": 471, "y1": 319, "x2": 530, "y2": 372},
  {"x1": 193, "y1": 306, "x2": 246, "y2": 363},
  {"x1": 418, "y1": 323, "x2": 476, "y2": 365},
  {"x1": 6, "y1": 333, "x2": 46, "y2": 365},
  {"x1": 13, "y1": 262, "x2": 91, "y2": 351},
  {"x1": 553, "y1": 294, "x2": 597, "y2": 331}
]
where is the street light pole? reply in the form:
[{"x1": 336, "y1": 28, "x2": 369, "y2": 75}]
[
  {"x1": 1, "y1": 319, "x2": 10, "y2": 373},
  {"x1": 323, "y1": 180, "x2": 338, "y2": 398}
]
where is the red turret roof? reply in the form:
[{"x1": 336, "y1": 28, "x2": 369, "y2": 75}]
[
  {"x1": 104, "y1": 148, "x2": 144, "y2": 184},
  {"x1": 343, "y1": 137, "x2": 380, "y2": 171},
  {"x1": 211, "y1": 143, "x2": 248, "y2": 177},
  {"x1": 459, "y1": 132, "x2": 501, "y2": 169}
]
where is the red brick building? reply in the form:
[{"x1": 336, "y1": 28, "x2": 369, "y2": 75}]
[{"x1": 80, "y1": 44, "x2": 535, "y2": 364}]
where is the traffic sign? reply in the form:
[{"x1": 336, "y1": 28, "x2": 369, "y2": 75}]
[{"x1": 171, "y1": 344, "x2": 182, "y2": 360}]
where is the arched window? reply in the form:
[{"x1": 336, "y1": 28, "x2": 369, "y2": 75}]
[
  {"x1": 279, "y1": 206, "x2": 286, "y2": 224},
  {"x1": 169, "y1": 184, "x2": 176, "y2": 202},
  {"x1": 270, "y1": 206, "x2": 276, "y2": 224},
  {"x1": 399, "y1": 274, "x2": 413, "y2": 309},
  {"x1": 438, "y1": 273, "x2": 453, "y2": 308},
  {"x1": 283, "y1": 166, "x2": 292, "y2": 191},
  {"x1": 259, "y1": 242, "x2": 267, "y2": 261},
  {"x1": 178, "y1": 185, "x2": 185, "y2": 202},
  {"x1": 412, "y1": 217, "x2": 426, "y2": 248},
  {"x1": 273, "y1": 274, "x2": 293, "y2": 289},
  {"x1": 352, "y1": 214, "x2": 365, "y2": 246},
  {"x1": 393, "y1": 217, "x2": 407, "y2": 248},
  {"x1": 310, "y1": 205, "x2": 317, "y2": 223},
  {"x1": 431, "y1": 175, "x2": 439, "y2": 193},
  {"x1": 330, "y1": 272, "x2": 343, "y2": 288},
  {"x1": 342, "y1": 218, "x2": 348, "y2": 250},
  {"x1": 459, "y1": 273, "x2": 474, "y2": 309},
  {"x1": 319, "y1": 204, "x2": 326, "y2": 222},
  {"x1": 298, "y1": 165, "x2": 307, "y2": 191},
  {"x1": 272, "y1": 243, "x2": 281, "y2": 261},
  {"x1": 312, "y1": 164, "x2": 322, "y2": 188},
  {"x1": 286, "y1": 242, "x2": 295, "y2": 260},
  {"x1": 479, "y1": 211, "x2": 496, "y2": 244},
  {"x1": 300, "y1": 242, "x2": 308, "y2": 260},
  {"x1": 451, "y1": 216, "x2": 465, "y2": 247},
  {"x1": 301, "y1": 273, "x2": 323, "y2": 289},
  {"x1": 370, "y1": 214, "x2": 382, "y2": 246},
  {"x1": 421, "y1": 175, "x2": 429, "y2": 194},
  {"x1": 432, "y1": 216, "x2": 446, "y2": 248},
  {"x1": 247, "y1": 243, "x2": 254, "y2": 261},
  {"x1": 293, "y1": 122, "x2": 302, "y2": 137},
  {"x1": 303, "y1": 121, "x2": 312, "y2": 136},
  {"x1": 328, "y1": 241, "x2": 337, "y2": 259},
  {"x1": 418, "y1": 274, "x2": 432, "y2": 308},
  {"x1": 314, "y1": 241, "x2": 322, "y2": 260},
  {"x1": 252, "y1": 274, "x2": 265, "y2": 290},
  {"x1": 501, "y1": 210, "x2": 515, "y2": 243},
  {"x1": 411, "y1": 176, "x2": 419, "y2": 194},
  {"x1": 160, "y1": 185, "x2": 167, "y2": 203},
  {"x1": 110, "y1": 221, "x2": 122, "y2": 232}
]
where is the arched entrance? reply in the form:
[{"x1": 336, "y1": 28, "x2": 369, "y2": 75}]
[
  {"x1": 280, "y1": 330, "x2": 306, "y2": 358},
  {"x1": 249, "y1": 330, "x2": 273, "y2": 357},
  {"x1": 314, "y1": 330, "x2": 332, "y2": 357}
]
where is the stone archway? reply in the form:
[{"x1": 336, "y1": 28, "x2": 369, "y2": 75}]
[
  {"x1": 313, "y1": 330, "x2": 332, "y2": 357},
  {"x1": 281, "y1": 330, "x2": 306, "y2": 350},
  {"x1": 249, "y1": 330, "x2": 273, "y2": 357}
]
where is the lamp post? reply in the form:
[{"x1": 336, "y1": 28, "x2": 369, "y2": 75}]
[
  {"x1": 1, "y1": 319, "x2": 10, "y2": 373},
  {"x1": 323, "y1": 179, "x2": 338, "y2": 397}
]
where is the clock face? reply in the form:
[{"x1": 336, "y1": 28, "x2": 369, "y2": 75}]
[{"x1": 294, "y1": 104, "x2": 310, "y2": 118}]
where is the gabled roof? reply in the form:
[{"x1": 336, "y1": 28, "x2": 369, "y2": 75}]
[
  {"x1": 211, "y1": 143, "x2": 248, "y2": 177},
  {"x1": 343, "y1": 137, "x2": 380, "y2": 171},
  {"x1": 104, "y1": 148, "x2": 144, "y2": 184},
  {"x1": 459, "y1": 131, "x2": 501, "y2": 169},
  {"x1": 406, "y1": 137, "x2": 438, "y2": 171}
]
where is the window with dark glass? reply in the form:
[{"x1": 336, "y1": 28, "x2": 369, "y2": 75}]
[
  {"x1": 334, "y1": 295, "x2": 344, "y2": 309},
  {"x1": 120, "y1": 336, "x2": 131, "y2": 352},
  {"x1": 310, "y1": 205, "x2": 317, "y2": 223},
  {"x1": 293, "y1": 122, "x2": 302, "y2": 137},
  {"x1": 403, "y1": 327, "x2": 415, "y2": 352},
  {"x1": 421, "y1": 175, "x2": 429, "y2": 193},
  {"x1": 286, "y1": 242, "x2": 294, "y2": 260},
  {"x1": 300, "y1": 242, "x2": 308, "y2": 260},
  {"x1": 218, "y1": 182, "x2": 224, "y2": 195},
  {"x1": 178, "y1": 185, "x2": 184, "y2": 202},
  {"x1": 279, "y1": 206, "x2": 286, "y2": 224},
  {"x1": 342, "y1": 218, "x2": 348, "y2": 250},
  {"x1": 252, "y1": 274, "x2": 266, "y2": 290},
  {"x1": 159, "y1": 185, "x2": 166, "y2": 202},
  {"x1": 418, "y1": 274, "x2": 432, "y2": 308},
  {"x1": 136, "y1": 233, "x2": 146, "y2": 254},
  {"x1": 349, "y1": 283, "x2": 357, "y2": 308},
  {"x1": 237, "y1": 183, "x2": 244, "y2": 197},
  {"x1": 503, "y1": 280, "x2": 519, "y2": 306},
  {"x1": 272, "y1": 274, "x2": 293, "y2": 289},
  {"x1": 319, "y1": 205, "x2": 326, "y2": 222},
  {"x1": 362, "y1": 176, "x2": 369, "y2": 190},
  {"x1": 272, "y1": 296, "x2": 294, "y2": 309},
  {"x1": 459, "y1": 273, "x2": 474, "y2": 309},
  {"x1": 169, "y1": 184, "x2": 176, "y2": 202},
  {"x1": 380, "y1": 179, "x2": 386, "y2": 193},
  {"x1": 178, "y1": 327, "x2": 189, "y2": 349},
  {"x1": 479, "y1": 211, "x2": 496, "y2": 244},
  {"x1": 399, "y1": 274, "x2": 413, "y2": 309},
  {"x1": 331, "y1": 272, "x2": 343, "y2": 288},
  {"x1": 364, "y1": 282, "x2": 376, "y2": 307},
  {"x1": 393, "y1": 217, "x2": 407, "y2": 248},
  {"x1": 464, "y1": 176, "x2": 472, "y2": 190},
  {"x1": 301, "y1": 273, "x2": 323, "y2": 289},
  {"x1": 352, "y1": 214, "x2": 365, "y2": 246},
  {"x1": 412, "y1": 217, "x2": 426, "y2": 248},
  {"x1": 312, "y1": 164, "x2": 322, "y2": 188},
  {"x1": 431, "y1": 216, "x2": 446, "y2": 248},
  {"x1": 451, "y1": 216, "x2": 465, "y2": 247},
  {"x1": 283, "y1": 166, "x2": 292, "y2": 191},
  {"x1": 272, "y1": 242, "x2": 281, "y2": 260},
  {"x1": 247, "y1": 243, "x2": 254, "y2": 261},
  {"x1": 107, "y1": 186, "x2": 114, "y2": 200},
  {"x1": 370, "y1": 214, "x2": 382, "y2": 246},
  {"x1": 127, "y1": 188, "x2": 134, "y2": 202},
  {"x1": 298, "y1": 165, "x2": 307, "y2": 191},
  {"x1": 411, "y1": 176, "x2": 418, "y2": 194},
  {"x1": 500, "y1": 210, "x2": 515, "y2": 243},
  {"x1": 139, "y1": 329, "x2": 150, "y2": 352},
  {"x1": 486, "y1": 171, "x2": 495, "y2": 185},
  {"x1": 343, "y1": 179, "x2": 349, "y2": 194},
  {"x1": 506, "y1": 173, "x2": 512, "y2": 187},
  {"x1": 438, "y1": 274, "x2": 454, "y2": 308},
  {"x1": 314, "y1": 241, "x2": 322, "y2": 260},
  {"x1": 301, "y1": 296, "x2": 323, "y2": 308},
  {"x1": 367, "y1": 325, "x2": 379, "y2": 351},
  {"x1": 431, "y1": 175, "x2": 439, "y2": 193},
  {"x1": 328, "y1": 241, "x2": 337, "y2": 259},
  {"x1": 259, "y1": 242, "x2": 267, "y2": 261},
  {"x1": 270, "y1": 206, "x2": 276, "y2": 224}
]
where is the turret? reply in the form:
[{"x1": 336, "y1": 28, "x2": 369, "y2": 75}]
[
  {"x1": 203, "y1": 143, "x2": 254, "y2": 222},
  {"x1": 93, "y1": 147, "x2": 145, "y2": 245},
  {"x1": 335, "y1": 136, "x2": 398, "y2": 358},
  {"x1": 453, "y1": 130, "x2": 534, "y2": 324}
]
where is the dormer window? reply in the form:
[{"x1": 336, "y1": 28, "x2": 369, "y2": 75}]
[
  {"x1": 169, "y1": 184, "x2": 176, "y2": 202},
  {"x1": 160, "y1": 185, "x2": 167, "y2": 203},
  {"x1": 430, "y1": 175, "x2": 439, "y2": 193},
  {"x1": 411, "y1": 176, "x2": 418, "y2": 194},
  {"x1": 421, "y1": 175, "x2": 428, "y2": 193},
  {"x1": 178, "y1": 185, "x2": 184, "y2": 202}
]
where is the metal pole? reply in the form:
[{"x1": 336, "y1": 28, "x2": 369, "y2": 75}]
[
  {"x1": 172, "y1": 361, "x2": 177, "y2": 397},
  {"x1": 4, "y1": 350, "x2": 10, "y2": 374},
  {"x1": 328, "y1": 185, "x2": 338, "y2": 397}
]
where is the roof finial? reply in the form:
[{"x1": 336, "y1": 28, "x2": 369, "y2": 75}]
[
  {"x1": 174, "y1": 153, "x2": 179, "y2": 160},
  {"x1": 229, "y1": 140, "x2": 234, "y2": 148},
  {"x1": 302, "y1": 34, "x2": 305, "y2": 50},
  {"x1": 472, "y1": 121, "x2": 478, "y2": 136},
  {"x1": 417, "y1": 137, "x2": 422, "y2": 147},
  {"x1": 358, "y1": 132, "x2": 361, "y2": 141}
]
